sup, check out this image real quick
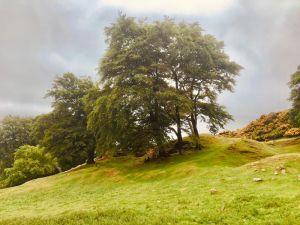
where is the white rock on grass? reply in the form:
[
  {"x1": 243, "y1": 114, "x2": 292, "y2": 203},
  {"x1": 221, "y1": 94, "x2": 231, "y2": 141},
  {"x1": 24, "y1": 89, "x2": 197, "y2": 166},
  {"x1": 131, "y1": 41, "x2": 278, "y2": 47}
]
[
  {"x1": 253, "y1": 177, "x2": 263, "y2": 182},
  {"x1": 210, "y1": 188, "x2": 218, "y2": 195},
  {"x1": 274, "y1": 165, "x2": 287, "y2": 175},
  {"x1": 278, "y1": 165, "x2": 285, "y2": 170}
]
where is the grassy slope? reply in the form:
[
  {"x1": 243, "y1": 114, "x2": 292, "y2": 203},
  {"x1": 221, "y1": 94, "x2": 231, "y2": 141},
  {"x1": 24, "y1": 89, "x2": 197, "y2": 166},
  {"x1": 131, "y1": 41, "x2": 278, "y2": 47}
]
[{"x1": 0, "y1": 135, "x2": 299, "y2": 225}]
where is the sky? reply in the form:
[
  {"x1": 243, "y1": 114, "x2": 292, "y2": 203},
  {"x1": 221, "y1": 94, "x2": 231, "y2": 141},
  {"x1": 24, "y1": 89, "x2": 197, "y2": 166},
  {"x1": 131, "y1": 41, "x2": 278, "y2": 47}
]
[{"x1": 0, "y1": 0, "x2": 300, "y2": 131}]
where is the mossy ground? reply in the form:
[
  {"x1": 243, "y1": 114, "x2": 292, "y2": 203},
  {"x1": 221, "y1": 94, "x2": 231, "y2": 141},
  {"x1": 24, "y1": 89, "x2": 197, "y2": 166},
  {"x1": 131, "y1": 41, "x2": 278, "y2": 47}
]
[{"x1": 0, "y1": 135, "x2": 299, "y2": 225}]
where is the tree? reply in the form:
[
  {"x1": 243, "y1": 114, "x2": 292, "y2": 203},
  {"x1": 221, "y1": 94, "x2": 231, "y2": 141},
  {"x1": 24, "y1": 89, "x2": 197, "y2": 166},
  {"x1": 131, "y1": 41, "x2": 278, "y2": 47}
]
[
  {"x1": 88, "y1": 80, "x2": 171, "y2": 156},
  {"x1": 0, "y1": 116, "x2": 35, "y2": 174},
  {"x1": 92, "y1": 15, "x2": 173, "y2": 156},
  {"x1": 289, "y1": 65, "x2": 300, "y2": 127},
  {"x1": 34, "y1": 73, "x2": 96, "y2": 170},
  {"x1": 2, "y1": 145, "x2": 58, "y2": 187},
  {"x1": 91, "y1": 15, "x2": 241, "y2": 155},
  {"x1": 161, "y1": 20, "x2": 241, "y2": 139}
]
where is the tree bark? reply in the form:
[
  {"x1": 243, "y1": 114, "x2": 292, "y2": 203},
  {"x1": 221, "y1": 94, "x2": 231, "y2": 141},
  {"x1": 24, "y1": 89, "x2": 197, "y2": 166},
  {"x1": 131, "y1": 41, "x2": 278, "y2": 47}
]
[
  {"x1": 173, "y1": 70, "x2": 183, "y2": 154},
  {"x1": 175, "y1": 106, "x2": 183, "y2": 155},
  {"x1": 191, "y1": 113, "x2": 199, "y2": 137},
  {"x1": 190, "y1": 113, "x2": 202, "y2": 150}
]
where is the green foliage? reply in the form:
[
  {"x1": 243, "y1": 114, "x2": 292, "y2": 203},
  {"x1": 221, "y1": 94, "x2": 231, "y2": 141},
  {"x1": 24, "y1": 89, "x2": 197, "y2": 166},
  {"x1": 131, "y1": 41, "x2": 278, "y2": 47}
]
[
  {"x1": 90, "y1": 15, "x2": 241, "y2": 155},
  {"x1": 289, "y1": 65, "x2": 300, "y2": 127},
  {"x1": 88, "y1": 83, "x2": 171, "y2": 155},
  {"x1": 160, "y1": 19, "x2": 242, "y2": 136},
  {"x1": 34, "y1": 73, "x2": 96, "y2": 170},
  {"x1": 0, "y1": 116, "x2": 35, "y2": 174},
  {"x1": 1, "y1": 145, "x2": 58, "y2": 187}
]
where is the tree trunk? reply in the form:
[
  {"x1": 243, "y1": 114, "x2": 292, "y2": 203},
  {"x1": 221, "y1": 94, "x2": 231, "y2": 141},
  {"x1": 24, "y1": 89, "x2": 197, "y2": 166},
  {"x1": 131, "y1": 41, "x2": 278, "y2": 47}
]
[
  {"x1": 176, "y1": 106, "x2": 183, "y2": 155},
  {"x1": 86, "y1": 149, "x2": 95, "y2": 164},
  {"x1": 191, "y1": 114, "x2": 199, "y2": 137},
  {"x1": 173, "y1": 70, "x2": 183, "y2": 155},
  {"x1": 190, "y1": 114, "x2": 201, "y2": 150}
]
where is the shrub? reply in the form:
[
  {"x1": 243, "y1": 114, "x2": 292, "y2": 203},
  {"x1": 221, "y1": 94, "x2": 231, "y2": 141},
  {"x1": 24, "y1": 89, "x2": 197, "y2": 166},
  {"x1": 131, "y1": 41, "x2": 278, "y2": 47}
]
[
  {"x1": 2, "y1": 145, "x2": 59, "y2": 187},
  {"x1": 218, "y1": 130, "x2": 237, "y2": 138},
  {"x1": 219, "y1": 111, "x2": 299, "y2": 141},
  {"x1": 284, "y1": 128, "x2": 300, "y2": 137}
]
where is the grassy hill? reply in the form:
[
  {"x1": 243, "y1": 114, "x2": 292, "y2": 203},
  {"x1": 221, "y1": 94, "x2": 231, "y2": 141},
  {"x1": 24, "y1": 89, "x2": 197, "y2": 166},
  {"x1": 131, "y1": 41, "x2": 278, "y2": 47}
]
[{"x1": 0, "y1": 135, "x2": 300, "y2": 225}]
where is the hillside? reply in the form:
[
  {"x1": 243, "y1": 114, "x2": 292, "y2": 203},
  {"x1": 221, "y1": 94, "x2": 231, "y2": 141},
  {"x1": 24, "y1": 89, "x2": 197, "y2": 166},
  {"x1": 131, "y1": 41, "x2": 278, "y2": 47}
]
[
  {"x1": 220, "y1": 110, "x2": 300, "y2": 141},
  {"x1": 0, "y1": 135, "x2": 300, "y2": 225}
]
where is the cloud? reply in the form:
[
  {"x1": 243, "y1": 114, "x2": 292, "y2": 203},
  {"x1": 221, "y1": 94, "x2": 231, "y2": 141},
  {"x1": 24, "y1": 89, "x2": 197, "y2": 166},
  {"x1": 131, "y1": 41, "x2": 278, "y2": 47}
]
[
  {"x1": 101, "y1": 0, "x2": 236, "y2": 15},
  {"x1": 0, "y1": 0, "x2": 115, "y2": 119},
  {"x1": 209, "y1": 0, "x2": 300, "y2": 129},
  {"x1": 1, "y1": 0, "x2": 300, "y2": 132}
]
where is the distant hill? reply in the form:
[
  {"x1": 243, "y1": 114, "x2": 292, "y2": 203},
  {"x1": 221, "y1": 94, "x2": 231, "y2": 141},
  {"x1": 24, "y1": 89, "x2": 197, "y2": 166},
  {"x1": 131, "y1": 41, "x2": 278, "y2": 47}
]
[{"x1": 220, "y1": 110, "x2": 300, "y2": 141}]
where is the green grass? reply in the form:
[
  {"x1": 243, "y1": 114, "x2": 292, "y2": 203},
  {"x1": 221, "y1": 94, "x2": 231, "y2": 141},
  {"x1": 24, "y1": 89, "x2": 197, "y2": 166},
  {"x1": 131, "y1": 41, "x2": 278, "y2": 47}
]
[
  {"x1": 0, "y1": 135, "x2": 299, "y2": 225},
  {"x1": 267, "y1": 137, "x2": 300, "y2": 153}
]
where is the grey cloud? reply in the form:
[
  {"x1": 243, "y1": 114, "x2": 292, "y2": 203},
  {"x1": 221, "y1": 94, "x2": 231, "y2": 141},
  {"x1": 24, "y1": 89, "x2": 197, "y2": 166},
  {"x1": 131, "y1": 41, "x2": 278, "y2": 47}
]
[
  {"x1": 200, "y1": 0, "x2": 300, "y2": 129},
  {"x1": 0, "y1": 0, "x2": 299, "y2": 131},
  {"x1": 0, "y1": 0, "x2": 117, "y2": 119}
]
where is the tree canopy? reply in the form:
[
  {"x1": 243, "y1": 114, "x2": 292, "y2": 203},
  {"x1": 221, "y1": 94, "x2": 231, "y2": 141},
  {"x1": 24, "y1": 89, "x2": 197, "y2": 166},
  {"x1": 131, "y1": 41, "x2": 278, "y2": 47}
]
[
  {"x1": 88, "y1": 15, "x2": 241, "y2": 156},
  {"x1": 0, "y1": 116, "x2": 35, "y2": 174},
  {"x1": 34, "y1": 73, "x2": 96, "y2": 170},
  {"x1": 2, "y1": 145, "x2": 58, "y2": 187},
  {"x1": 289, "y1": 65, "x2": 300, "y2": 127}
]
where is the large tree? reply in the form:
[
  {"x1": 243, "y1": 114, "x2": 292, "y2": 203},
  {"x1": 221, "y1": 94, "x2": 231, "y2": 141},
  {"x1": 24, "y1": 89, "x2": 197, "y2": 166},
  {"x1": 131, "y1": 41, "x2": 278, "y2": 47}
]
[
  {"x1": 289, "y1": 65, "x2": 300, "y2": 127},
  {"x1": 34, "y1": 73, "x2": 96, "y2": 170},
  {"x1": 90, "y1": 15, "x2": 241, "y2": 155},
  {"x1": 0, "y1": 116, "x2": 35, "y2": 174},
  {"x1": 173, "y1": 25, "x2": 241, "y2": 136},
  {"x1": 90, "y1": 16, "x2": 174, "y2": 156},
  {"x1": 159, "y1": 19, "x2": 241, "y2": 141}
]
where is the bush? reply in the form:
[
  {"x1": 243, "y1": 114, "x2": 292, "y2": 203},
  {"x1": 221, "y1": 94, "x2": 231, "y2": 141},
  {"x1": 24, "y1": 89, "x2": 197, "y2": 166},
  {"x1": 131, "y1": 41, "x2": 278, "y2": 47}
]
[
  {"x1": 2, "y1": 145, "x2": 59, "y2": 187},
  {"x1": 284, "y1": 128, "x2": 300, "y2": 137},
  {"x1": 219, "y1": 111, "x2": 299, "y2": 141}
]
